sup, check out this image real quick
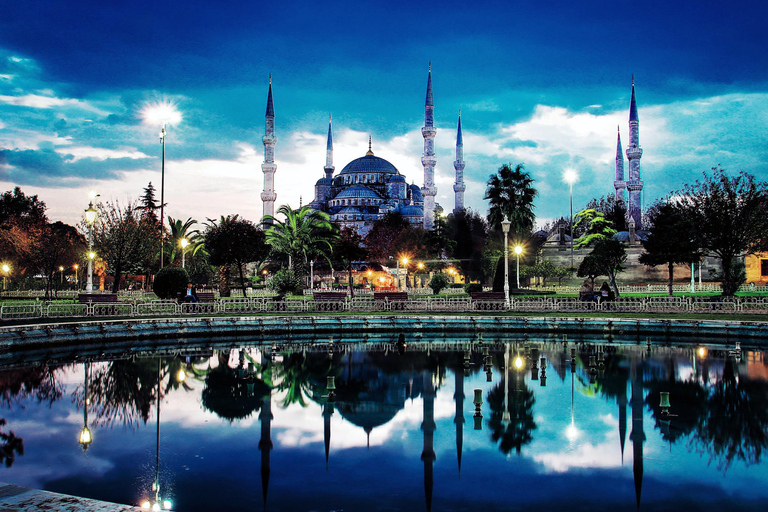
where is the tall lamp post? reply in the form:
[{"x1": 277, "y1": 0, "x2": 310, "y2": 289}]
[
  {"x1": 310, "y1": 260, "x2": 314, "y2": 290},
  {"x1": 84, "y1": 197, "x2": 99, "y2": 292},
  {"x1": 514, "y1": 245, "x2": 523, "y2": 289},
  {"x1": 563, "y1": 169, "x2": 578, "y2": 270},
  {"x1": 501, "y1": 218, "x2": 511, "y2": 307},
  {"x1": 401, "y1": 257, "x2": 409, "y2": 290},
  {"x1": 159, "y1": 127, "x2": 167, "y2": 269},
  {"x1": 2, "y1": 263, "x2": 10, "y2": 291},
  {"x1": 180, "y1": 238, "x2": 189, "y2": 269}
]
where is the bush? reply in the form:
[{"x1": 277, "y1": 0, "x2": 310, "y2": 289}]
[
  {"x1": 268, "y1": 269, "x2": 303, "y2": 297},
  {"x1": 429, "y1": 273, "x2": 450, "y2": 295},
  {"x1": 464, "y1": 283, "x2": 483, "y2": 294},
  {"x1": 154, "y1": 267, "x2": 189, "y2": 299}
]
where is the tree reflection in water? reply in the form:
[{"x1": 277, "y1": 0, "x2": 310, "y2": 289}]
[
  {"x1": 487, "y1": 365, "x2": 536, "y2": 455},
  {"x1": 202, "y1": 350, "x2": 270, "y2": 421},
  {"x1": 691, "y1": 358, "x2": 768, "y2": 471}
]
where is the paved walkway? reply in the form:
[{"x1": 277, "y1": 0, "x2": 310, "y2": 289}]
[{"x1": 0, "y1": 483, "x2": 141, "y2": 511}]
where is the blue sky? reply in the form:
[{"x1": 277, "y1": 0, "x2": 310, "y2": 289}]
[{"x1": 1, "y1": 0, "x2": 767, "y2": 227}]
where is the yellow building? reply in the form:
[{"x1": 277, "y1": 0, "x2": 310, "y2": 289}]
[{"x1": 745, "y1": 252, "x2": 768, "y2": 285}]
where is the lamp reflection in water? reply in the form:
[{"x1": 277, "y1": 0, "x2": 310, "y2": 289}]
[
  {"x1": 141, "y1": 358, "x2": 173, "y2": 511},
  {"x1": 565, "y1": 349, "x2": 580, "y2": 443},
  {"x1": 78, "y1": 362, "x2": 92, "y2": 452}
]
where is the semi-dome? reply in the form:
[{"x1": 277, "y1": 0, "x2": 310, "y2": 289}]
[
  {"x1": 389, "y1": 174, "x2": 406, "y2": 183},
  {"x1": 339, "y1": 154, "x2": 398, "y2": 175},
  {"x1": 399, "y1": 205, "x2": 423, "y2": 217},
  {"x1": 315, "y1": 177, "x2": 332, "y2": 186},
  {"x1": 337, "y1": 206, "x2": 363, "y2": 214},
  {"x1": 335, "y1": 186, "x2": 380, "y2": 199},
  {"x1": 408, "y1": 184, "x2": 423, "y2": 201}
]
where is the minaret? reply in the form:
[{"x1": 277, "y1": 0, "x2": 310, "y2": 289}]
[
  {"x1": 630, "y1": 361, "x2": 645, "y2": 510},
  {"x1": 626, "y1": 77, "x2": 643, "y2": 228},
  {"x1": 421, "y1": 372, "x2": 436, "y2": 512},
  {"x1": 454, "y1": 367, "x2": 465, "y2": 476},
  {"x1": 453, "y1": 110, "x2": 466, "y2": 214},
  {"x1": 421, "y1": 64, "x2": 437, "y2": 230},
  {"x1": 614, "y1": 126, "x2": 626, "y2": 203},
  {"x1": 259, "y1": 368, "x2": 274, "y2": 509},
  {"x1": 325, "y1": 114, "x2": 334, "y2": 180},
  {"x1": 261, "y1": 75, "x2": 277, "y2": 224}
]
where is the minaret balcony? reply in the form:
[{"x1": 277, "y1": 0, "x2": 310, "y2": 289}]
[
  {"x1": 421, "y1": 156, "x2": 437, "y2": 167},
  {"x1": 421, "y1": 127, "x2": 436, "y2": 138},
  {"x1": 262, "y1": 163, "x2": 277, "y2": 173},
  {"x1": 627, "y1": 181, "x2": 644, "y2": 191},
  {"x1": 614, "y1": 180, "x2": 626, "y2": 189},
  {"x1": 260, "y1": 191, "x2": 277, "y2": 201},
  {"x1": 626, "y1": 147, "x2": 643, "y2": 159},
  {"x1": 262, "y1": 135, "x2": 277, "y2": 145},
  {"x1": 453, "y1": 183, "x2": 466, "y2": 193},
  {"x1": 421, "y1": 185, "x2": 437, "y2": 196}
]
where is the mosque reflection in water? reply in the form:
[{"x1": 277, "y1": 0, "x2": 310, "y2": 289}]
[{"x1": 1, "y1": 336, "x2": 768, "y2": 511}]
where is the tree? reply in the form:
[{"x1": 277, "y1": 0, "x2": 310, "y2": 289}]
[
  {"x1": 364, "y1": 212, "x2": 416, "y2": 262},
  {"x1": 138, "y1": 182, "x2": 161, "y2": 225},
  {"x1": 573, "y1": 209, "x2": 617, "y2": 248},
  {"x1": 577, "y1": 252, "x2": 605, "y2": 287},
  {"x1": 484, "y1": 163, "x2": 538, "y2": 235},
  {"x1": 583, "y1": 195, "x2": 628, "y2": 233},
  {"x1": 92, "y1": 200, "x2": 155, "y2": 292},
  {"x1": 205, "y1": 217, "x2": 270, "y2": 297},
  {"x1": 426, "y1": 211, "x2": 456, "y2": 258},
  {"x1": 445, "y1": 208, "x2": 489, "y2": 282},
  {"x1": 640, "y1": 201, "x2": 701, "y2": 296},
  {"x1": 0, "y1": 187, "x2": 48, "y2": 282},
  {"x1": 264, "y1": 205, "x2": 336, "y2": 276},
  {"x1": 589, "y1": 238, "x2": 626, "y2": 297},
  {"x1": 676, "y1": 167, "x2": 768, "y2": 296},
  {"x1": 28, "y1": 222, "x2": 85, "y2": 299},
  {"x1": 0, "y1": 187, "x2": 47, "y2": 226},
  {"x1": 428, "y1": 273, "x2": 450, "y2": 294},
  {"x1": 333, "y1": 227, "x2": 367, "y2": 297},
  {"x1": 167, "y1": 216, "x2": 199, "y2": 266}
]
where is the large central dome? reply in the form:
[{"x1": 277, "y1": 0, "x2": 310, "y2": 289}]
[{"x1": 339, "y1": 154, "x2": 398, "y2": 175}]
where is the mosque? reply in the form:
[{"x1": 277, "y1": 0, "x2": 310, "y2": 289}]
[{"x1": 258, "y1": 66, "x2": 467, "y2": 237}]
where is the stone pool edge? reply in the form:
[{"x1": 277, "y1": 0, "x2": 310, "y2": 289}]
[{"x1": 1, "y1": 315, "x2": 767, "y2": 349}]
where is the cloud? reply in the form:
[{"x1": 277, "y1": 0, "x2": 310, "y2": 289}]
[{"x1": 55, "y1": 146, "x2": 151, "y2": 162}]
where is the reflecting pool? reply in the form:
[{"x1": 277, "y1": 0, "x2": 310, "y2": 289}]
[{"x1": 1, "y1": 336, "x2": 767, "y2": 511}]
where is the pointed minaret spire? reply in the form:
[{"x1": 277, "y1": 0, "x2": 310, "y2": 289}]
[
  {"x1": 366, "y1": 135, "x2": 374, "y2": 156},
  {"x1": 421, "y1": 372, "x2": 436, "y2": 512},
  {"x1": 625, "y1": 76, "x2": 644, "y2": 229},
  {"x1": 453, "y1": 110, "x2": 466, "y2": 213},
  {"x1": 324, "y1": 114, "x2": 335, "y2": 180},
  {"x1": 421, "y1": 64, "x2": 437, "y2": 229},
  {"x1": 614, "y1": 126, "x2": 626, "y2": 203},
  {"x1": 258, "y1": 363, "x2": 274, "y2": 510},
  {"x1": 454, "y1": 368, "x2": 465, "y2": 476},
  {"x1": 261, "y1": 75, "x2": 277, "y2": 225}
]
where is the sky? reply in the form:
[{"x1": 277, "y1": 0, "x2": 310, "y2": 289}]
[{"x1": 1, "y1": 0, "x2": 767, "y2": 228}]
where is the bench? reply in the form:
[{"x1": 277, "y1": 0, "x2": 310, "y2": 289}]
[
  {"x1": 374, "y1": 291, "x2": 408, "y2": 310},
  {"x1": 313, "y1": 292, "x2": 348, "y2": 311},
  {"x1": 195, "y1": 291, "x2": 215, "y2": 303},
  {"x1": 78, "y1": 293, "x2": 118, "y2": 303},
  {"x1": 471, "y1": 292, "x2": 507, "y2": 311}
]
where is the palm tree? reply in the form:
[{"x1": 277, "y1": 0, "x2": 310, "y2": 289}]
[
  {"x1": 264, "y1": 205, "x2": 336, "y2": 276},
  {"x1": 166, "y1": 216, "x2": 199, "y2": 265},
  {"x1": 484, "y1": 163, "x2": 538, "y2": 234}
]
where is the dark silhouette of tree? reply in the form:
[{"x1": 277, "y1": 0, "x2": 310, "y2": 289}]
[
  {"x1": 365, "y1": 212, "x2": 428, "y2": 262},
  {"x1": 676, "y1": 167, "x2": 768, "y2": 296},
  {"x1": 264, "y1": 204, "x2": 336, "y2": 278},
  {"x1": 484, "y1": 163, "x2": 537, "y2": 235},
  {"x1": 691, "y1": 358, "x2": 768, "y2": 471},
  {"x1": 332, "y1": 226, "x2": 367, "y2": 296},
  {"x1": 0, "y1": 420, "x2": 23, "y2": 467},
  {"x1": 640, "y1": 201, "x2": 701, "y2": 296},
  {"x1": 138, "y1": 182, "x2": 161, "y2": 226},
  {"x1": 587, "y1": 238, "x2": 626, "y2": 297},
  {"x1": 0, "y1": 187, "x2": 47, "y2": 226},
  {"x1": 445, "y1": 208, "x2": 488, "y2": 282},
  {"x1": 205, "y1": 217, "x2": 270, "y2": 297},
  {"x1": 274, "y1": 352, "x2": 335, "y2": 407},
  {"x1": 0, "y1": 366, "x2": 63, "y2": 407},
  {"x1": 487, "y1": 371, "x2": 536, "y2": 454},
  {"x1": 84, "y1": 358, "x2": 161, "y2": 427}
]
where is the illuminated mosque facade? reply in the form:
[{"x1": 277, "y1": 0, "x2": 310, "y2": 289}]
[{"x1": 259, "y1": 66, "x2": 468, "y2": 237}]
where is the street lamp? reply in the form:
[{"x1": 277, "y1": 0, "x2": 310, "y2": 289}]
[
  {"x1": 2, "y1": 263, "x2": 9, "y2": 291},
  {"x1": 401, "y1": 257, "x2": 409, "y2": 289},
  {"x1": 563, "y1": 169, "x2": 578, "y2": 270},
  {"x1": 84, "y1": 194, "x2": 99, "y2": 292},
  {"x1": 514, "y1": 245, "x2": 523, "y2": 289},
  {"x1": 179, "y1": 238, "x2": 189, "y2": 269},
  {"x1": 78, "y1": 362, "x2": 92, "y2": 452},
  {"x1": 501, "y1": 218, "x2": 511, "y2": 307},
  {"x1": 73, "y1": 264, "x2": 79, "y2": 286},
  {"x1": 59, "y1": 266, "x2": 64, "y2": 285},
  {"x1": 310, "y1": 260, "x2": 314, "y2": 290},
  {"x1": 142, "y1": 101, "x2": 182, "y2": 270}
]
